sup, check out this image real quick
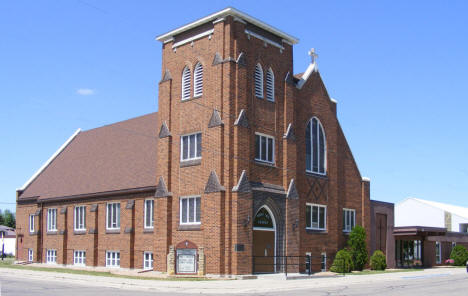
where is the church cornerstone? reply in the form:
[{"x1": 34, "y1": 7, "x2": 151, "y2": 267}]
[{"x1": 167, "y1": 245, "x2": 175, "y2": 275}]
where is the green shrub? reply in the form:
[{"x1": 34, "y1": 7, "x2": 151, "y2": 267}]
[
  {"x1": 330, "y1": 249, "x2": 354, "y2": 273},
  {"x1": 370, "y1": 250, "x2": 387, "y2": 270},
  {"x1": 450, "y1": 245, "x2": 468, "y2": 266},
  {"x1": 348, "y1": 225, "x2": 368, "y2": 271}
]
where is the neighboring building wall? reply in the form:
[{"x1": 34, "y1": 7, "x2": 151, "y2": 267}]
[
  {"x1": 450, "y1": 213, "x2": 468, "y2": 232},
  {"x1": 395, "y1": 199, "x2": 444, "y2": 228}
]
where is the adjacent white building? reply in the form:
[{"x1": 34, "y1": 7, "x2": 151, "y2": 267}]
[
  {"x1": 0, "y1": 225, "x2": 16, "y2": 256},
  {"x1": 395, "y1": 197, "x2": 468, "y2": 233}
]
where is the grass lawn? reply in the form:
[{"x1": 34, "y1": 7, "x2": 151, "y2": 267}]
[{"x1": 0, "y1": 259, "x2": 210, "y2": 281}]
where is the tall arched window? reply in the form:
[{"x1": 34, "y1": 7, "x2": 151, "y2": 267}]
[
  {"x1": 193, "y1": 62, "x2": 203, "y2": 97},
  {"x1": 266, "y1": 68, "x2": 274, "y2": 101},
  {"x1": 254, "y1": 63, "x2": 263, "y2": 98},
  {"x1": 306, "y1": 117, "x2": 326, "y2": 174},
  {"x1": 181, "y1": 66, "x2": 191, "y2": 100}
]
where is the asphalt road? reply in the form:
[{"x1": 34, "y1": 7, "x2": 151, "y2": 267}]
[{"x1": 1, "y1": 271, "x2": 468, "y2": 296}]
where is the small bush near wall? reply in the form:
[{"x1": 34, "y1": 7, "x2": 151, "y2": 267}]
[
  {"x1": 370, "y1": 250, "x2": 387, "y2": 270},
  {"x1": 450, "y1": 245, "x2": 468, "y2": 266},
  {"x1": 330, "y1": 249, "x2": 354, "y2": 273}
]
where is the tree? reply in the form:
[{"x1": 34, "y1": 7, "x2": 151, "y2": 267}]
[
  {"x1": 348, "y1": 225, "x2": 368, "y2": 271},
  {"x1": 370, "y1": 250, "x2": 387, "y2": 270},
  {"x1": 450, "y1": 245, "x2": 468, "y2": 266},
  {"x1": 3, "y1": 210, "x2": 15, "y2": 228},
  {"x1": 330, "y1": 249, "x2": 354, "y2": 273},
  {"x1": 0, "y1": 210, "x2": 4, "y2": 226}
]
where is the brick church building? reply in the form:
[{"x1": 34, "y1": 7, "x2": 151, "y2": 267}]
[{"x1": 16, "y1": 7, "x2": 375, "y2": 275}]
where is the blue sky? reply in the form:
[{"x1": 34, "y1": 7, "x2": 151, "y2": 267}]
[{"x1": 1, "y1": 0, "x2": 467, "y2": 212}]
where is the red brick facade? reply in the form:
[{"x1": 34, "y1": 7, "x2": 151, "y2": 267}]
[{"x1": 16, "y1": 9, "x2": 371, "y2": 275}]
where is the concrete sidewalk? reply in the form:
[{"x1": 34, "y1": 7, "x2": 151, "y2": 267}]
[{"x1": 0, "y1": 267, "x2": 465, "y2": 294}]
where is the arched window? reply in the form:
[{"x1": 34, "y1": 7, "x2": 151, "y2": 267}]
[
  {"x1": 193, "y1": 62, "x2": 203, "y2": 97},
  {"x1": 306, "y1": 117, "x2": 326, "y2": 174},
  {"x1": 181, "y1": 66, "x2": 191, "y2": 100},
  {"x1": 254, "y1": 63, "x2": 263, "y2": 98},
  {"x1": 266, "y1": 68, "x2": 274, "y2": 101}
]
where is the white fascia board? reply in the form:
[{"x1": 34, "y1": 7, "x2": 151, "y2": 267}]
[
  {"x1": 244, "y1": 29, "x2": 284, "y2": 50},
  {"x1": 296, "y1": 63, "x2": 318, "y2": 89},
  {"x1": 172, "y1": 29, "x2": 214, "y2": 49},
  {"x1": 156, "y1": 7, "x2": 299, "y2": 45},
  {"x1": 18, "y1": 128, "x2": 81, "y2": 192}
]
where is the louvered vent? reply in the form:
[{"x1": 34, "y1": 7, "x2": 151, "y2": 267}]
[
  {"x1": 254, "y1": 64, "x2": 263, "y2": 98},
  {"x1": 181, "y1": 66, "x2": 191, "y2": 100},
  {"x1": 194, "y1": 63, "x2": 203, "y2": 97},
  {"x1": 266, "y1": 68, "x2": 274, "y2": 101}
]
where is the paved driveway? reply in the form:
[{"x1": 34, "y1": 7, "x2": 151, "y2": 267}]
[{"x1": 0, "y1": 268, "x2": 467, "y2": 295}]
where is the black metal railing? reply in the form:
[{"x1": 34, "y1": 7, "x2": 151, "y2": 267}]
[{"x1": 252, "y1": 255, "x2": 345, "y2": 276}]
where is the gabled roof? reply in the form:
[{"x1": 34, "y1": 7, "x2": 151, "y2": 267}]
[
  {"x1": 401, "y1": 197, "x2": 468, "y2": 220},
  {"x1": 18, "y1": 113, "x2": 158, "y2": 201},
  {"x1": 156, "y1": 7, "x2": 299, "y2": 45}
]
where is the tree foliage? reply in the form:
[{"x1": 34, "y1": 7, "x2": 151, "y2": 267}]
[
  {"x1": 347, "y1": 225, "x2": 368, "y2": 271},
  {"x1": 0, "y1": 210, "x2": 15, "y2": 228},
  {"x1": 330, "y1": 249, "x2": 354, "y2": 273},
  {"x1": 370, "y1": 250, "x2": 387, "y2": 270},
  {"x1": 450, "y1": 245, "x2": 468, "y2": 266}
]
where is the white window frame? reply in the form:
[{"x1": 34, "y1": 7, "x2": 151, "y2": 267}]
[
  {"x1": 180, "y1": 132, "x2": 202, "y2": 161},
  {"x1": 144, "y1": 199, "x2": 154, "y2": 229},
  {"x1": 321, "y1": 252, "x2": 327, "y2": 272},
  {"x1": 343, "y1": 208, "x2": 356, "y2": 232},
  {"x1": 306, "y1": 117, "x2": 327, "y2": 175},
  {"x1": 179, "y1": 196, "x2": 201, "y2": 225},
  {"x1": 29, "y1": 215, "x2": 35, "y2": 233},
  {"x1": 254, "y1": 63, "x2": 264, "y2": 98},
  {"x1": 435, "y1": 241, "x2": 441, "y2": 264},
  {"x1": 46, "y1": 249, "x2": 57, "y2": 264},
  {"x1": 255, "y1": 132, "x2": 275, "y2": 164},
  {"x1": 74, "y1": 250, "x2": 86, "y2": 266},
  {"x1": 74, "y1": 206, "x2": 86, "y2": 231},
  {"x1": 266, "y1": 67, "x2": 275, "y2": 102},
  {"x1": 106, "y1": 202, "x2": 121, "y2": 230},
  {"x1": 143, "y1": 251, "x2": 154, "y2": 270},
  {"x1": 181, "y1": 66, "x2": 191, "y2": 100},
  {"x1": 193, "y1": 62, "x2": 203, "y2": 97},
  {"x1": 106, "y1": 251, "x2": 120, "y2": 268},
  {"x1": 306, "y1": 203, "x2": 327, "y2": 231},
  {"x1": 47, "y1": 208, "x2": 57, "y2": 232},
  {"x1": 28, "y1": 249, "x2": 33, "y2": 262}
]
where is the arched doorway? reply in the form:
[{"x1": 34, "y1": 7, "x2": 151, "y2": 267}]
[{"x1": 253, "y1": 206, "x2": 276, "y2": 273}]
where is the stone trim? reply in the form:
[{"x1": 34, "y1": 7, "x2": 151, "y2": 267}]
[
  {"x1": 180, "y1": 159, "x2": 201, "y2": 168},
  {"x1": 105, "y1": 229, "x2": 120, "y2": 234},
  {"x1": 125, "y1": 200, "x2": 135, "y2": 209},
  {"x1": 159, "y1": 121, "x2": 171, "y2": 138},
  {"x1": 46, "y1": 231, "x2": 58, "y2": 235},
  {"x1": 286, "y1": 179, "x2": 299, "y2": 199},
  {"x1": 232, "y1": 170, "x2": 251, "y2": 193},
  {"x1": 60, "y1": 206, "x2": 67, "y2": 214},
  {"x1": 208, "y1": 109, "x2": 224, "y2": 128},
  {"x1": 178, "y1": 224, "x2": 202, "y2": 231},
  {"x1": 204, "y1": 171, "x2": 226, "y2": 193},
  {"x1": 234, "y1": 109, "x2": 249, "y2": 128},
  {"x1": 155, "y1": 176, "x2": 172, "y2": 198},
  {"x1": 90, "y1": 204, "x2": 98, "y2": 212},
  {"x1": 159, "y1": 69, "x2": 172, "y2": 83},
  {"x1": 74, "y1": 230, "x2": 87, "y2": 235}
]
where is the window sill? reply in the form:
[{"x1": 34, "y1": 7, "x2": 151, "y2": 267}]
[
  {"x1": 46, "y1": 231, "x2": 58, "y2": 235},
  {"x1": 178, "y1": 224, "x2": 201, "y2": 231},
  {"x1": 29, "y1": 231, "x2": 40, "y2": 236},
  {"x1": 254, "y1": 160, "x2": 276, "y2": 168},
  {"x1": 143, "y1": 228, "x2": 154, "y2": 233},
  {"x1": 74, "y1": 230, "x2": 87, "y2": 235},
  {"x1": 306, "y1": 229, "x2": 328, "y2": 234},
  {"x1": 180, "y1": 158, "x2": 201, "y2": 168},
  {"x1": 342, "y1": 230, "x2": 351, "y2": 235},
  {"x1": 105, "y1": 229, "x2": 121, "y2": 234},
  {"x1": 305, "y1": 171, "x2": 328, "y2": 179},
  {"x1": 181, "y1": 96, "x2": 202, "y2": 102}
]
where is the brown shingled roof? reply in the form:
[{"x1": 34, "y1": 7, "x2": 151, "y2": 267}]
[{"x1": 19, "y1": 112, "x2": 158, "y2": 200}]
